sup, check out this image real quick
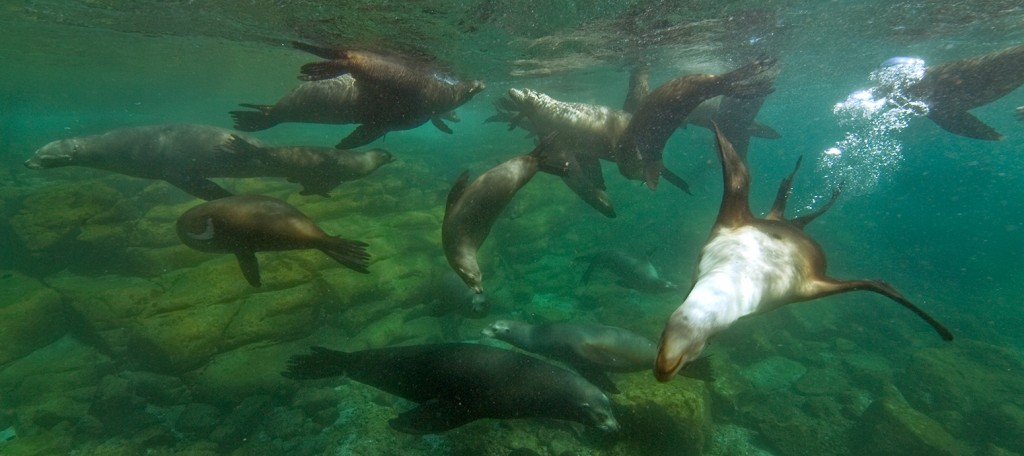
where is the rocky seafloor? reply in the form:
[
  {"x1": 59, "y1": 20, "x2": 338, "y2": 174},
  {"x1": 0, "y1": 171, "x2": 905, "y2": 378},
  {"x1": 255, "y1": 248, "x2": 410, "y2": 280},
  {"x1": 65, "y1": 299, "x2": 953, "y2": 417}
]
[{"x1": 1, "y1": 157, "x2": 1023, "y2": 456}]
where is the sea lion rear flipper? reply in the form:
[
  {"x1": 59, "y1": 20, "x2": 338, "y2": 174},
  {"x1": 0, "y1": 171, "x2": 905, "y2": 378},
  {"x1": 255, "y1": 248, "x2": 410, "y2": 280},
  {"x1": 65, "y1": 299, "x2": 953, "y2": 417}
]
[
  {"x1": 319, "y1": 237, "x2": 371, "y2": 274},
  {"x1": 766, "y1": 156, "x2": 801, "y2": 221},
  {"x1": 927, "y1": 110, "x2": 1003, "y2": 140},
  {"x1": 659, "y1": 167, "x2": 692, "y2": 195},
  {"x1": 165, "y1": 174, "x2": 233, "y2": 201},
  {"x1": 809, "y1": 278, "x2": 954, "y2": 341},
  {"x1": 388, "y1": 400, "x2": 475, "y2": 434},
  {"x1": 573, "y1": 365, "x2": 621, "y2": 395},
  {"x1": 234, "y1": 250, "x2": 262, "y2": 287},
  {"x1": 229, "y1": 105, "x2": 278, "y2": 131},
  {"x1": 530, "y1": 133, "x2": 570, "y2": 176},
  {"x1": 337, "y1": 125, "x2": 387, "y2": 149},
  {"x1": 711, "y1": 124, "x2": 754, "y2": 228},
  {"x1": 790, "y1": 186, "x2": 840, "y2": 229},
  {"x1": 430, "y1": 117, "x2": 454, "y2": 134}
]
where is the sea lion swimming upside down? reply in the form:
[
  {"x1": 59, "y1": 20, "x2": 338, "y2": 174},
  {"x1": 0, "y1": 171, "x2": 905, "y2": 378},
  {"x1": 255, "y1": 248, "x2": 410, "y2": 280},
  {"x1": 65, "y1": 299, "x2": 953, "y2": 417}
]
[
  {"x1": 292, "y1": 42, "x2": 485, "y2": 148},
  {"x1": 654, "y1": 125, "x2": 954, "y2": 382}
]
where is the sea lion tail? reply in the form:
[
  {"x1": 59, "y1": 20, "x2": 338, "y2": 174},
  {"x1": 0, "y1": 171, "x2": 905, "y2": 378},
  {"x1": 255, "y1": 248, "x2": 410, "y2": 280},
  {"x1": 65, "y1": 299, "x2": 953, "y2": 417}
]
[
  {"x1": 721, "y1": 56, "x2": 778, "y2": 99},
  {"x1": 282, "y1": 346, "x2": 350, "y2": 379},
  {"x1": 320, "y1": 237, "x2": 371, "y2": 274},
  {"x1": 230, "y1": 105, "x2": 278, "y2": 131}
]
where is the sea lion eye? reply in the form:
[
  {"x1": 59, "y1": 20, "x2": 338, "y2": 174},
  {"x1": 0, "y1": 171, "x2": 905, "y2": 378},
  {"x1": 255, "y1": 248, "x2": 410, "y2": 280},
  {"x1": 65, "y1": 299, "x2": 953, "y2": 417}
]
[{"x1": 187, "y1": 217, "x2": 216, "y2": 241}]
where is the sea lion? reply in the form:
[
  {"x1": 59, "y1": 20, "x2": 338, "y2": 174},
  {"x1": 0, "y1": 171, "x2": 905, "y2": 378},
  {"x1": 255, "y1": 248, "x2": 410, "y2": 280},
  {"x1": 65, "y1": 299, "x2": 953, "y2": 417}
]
[
  {"x1": 616, "y1": 57, "x2": 777, "y2": 189},
  {"x1": 442, "y1": 137, "x2": 567, "y2": 294},
  {"x1": 1017, "y1": 106, "x2": 1024, "y2": 120},
  {"x1": 904, "y1": 44, "x2": 1024, "y2": 140},
  {"x1": 176, "y1": 195, "x2": 369, "y2": 287},
  {"x1": 230, "y1": 75, "x2": 464, "y2": 144},
  {"x1": 577, "y1": 249, "x2": 678, "y2": 293},
  {"x1": 482, "y1": 320, "x2": 712, "y2": 394},
  {"x1": 218, "y1": 134, "x2": 394, "y2": 196},
  {"x1": 25, "y1": 124, "x2": 386, "y2": 200},
  {"x1": 291, "y1": 42, "x2": 485, "y2": 148},
  {"x1": 282, "y1": 343, "x2": 619, "y2": 434},
  {"x1": 654, "y1": 125, "x2": 954, "y2": 381},
  {"x1": 25, "y1": 124, "x2": 266, "y2": 200}
]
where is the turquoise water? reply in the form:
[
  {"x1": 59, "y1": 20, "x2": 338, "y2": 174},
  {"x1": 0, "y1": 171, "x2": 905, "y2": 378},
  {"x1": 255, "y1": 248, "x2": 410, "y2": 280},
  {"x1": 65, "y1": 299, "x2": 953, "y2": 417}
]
[{"x1": 1, "y1": 2, "x2": 1023, "y2": 455}]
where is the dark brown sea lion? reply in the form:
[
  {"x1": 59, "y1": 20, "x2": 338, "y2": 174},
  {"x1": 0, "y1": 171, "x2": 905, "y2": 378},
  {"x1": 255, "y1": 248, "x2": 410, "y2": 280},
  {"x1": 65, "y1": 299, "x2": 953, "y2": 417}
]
[
  {"x1": 230, "y1": 76, "x2": 463, "y2": 142},
  {"x1": 442, "y1": 138, "x2": 567, "y2": 294},
  {"x1": 654, "y1": 125, "x2": 953, "y2": 382},
  {"x1": 577, "y1": 249, "x2": 678, "y2": 293},
  {"x1": 616, "y1": 57, "x2": 777, "y2": 190},
  {"x1": 219, "y1": 134, "x2": 394, "y2": 196},
  {"x1": 282, "y1": 343, "x2": 619, "y2": 434},
  {"x1": 905, "y1": 44, "x2": 1024, "y2": 140},
  {"x1": 176, "y1": 195, "x2": 369, "y2": 287},
  {"x1": 291, "y1": 42, "x2": 485, "y2": 148}
]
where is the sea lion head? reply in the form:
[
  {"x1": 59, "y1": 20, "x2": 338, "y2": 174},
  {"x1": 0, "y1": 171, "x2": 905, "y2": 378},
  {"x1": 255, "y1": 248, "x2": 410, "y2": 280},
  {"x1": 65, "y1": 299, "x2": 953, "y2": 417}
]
[
  {"x1": 367, "y1": 148, "x2": 396, "y2": 166},
  {"x1": 654, "y1": 306, "x2": 713, "y2": 382},
  {"x1": 453, "y1": 261, "x2": 483, "y2": 294},
  {"x1": 574, "y1": 384, "x2": 620, "y2": 432},
  {"x1": 25, "y1": 138, "x2": 83, "y2": 169},
  {"x1": 480, "y1": 319, "x2": 515, "y2": 339}
]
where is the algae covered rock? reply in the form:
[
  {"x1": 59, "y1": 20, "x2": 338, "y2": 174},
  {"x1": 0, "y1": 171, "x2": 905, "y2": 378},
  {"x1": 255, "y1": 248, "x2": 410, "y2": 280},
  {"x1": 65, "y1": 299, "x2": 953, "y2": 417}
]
[
  {"x1": 8, "y1": 181, "x2": 122, "y2": 251},
  {"x1": 612, "y1": 375, "x2": 712, "y2": 455},
  {"x1": 852, "y1": 387, "x2": 971, "y2": 456},
  {"x1": 899, "y1": 339, "x2": 1024, "y2": 414},
  {"x1": 0, "y1": 271, "x2": 66, "y2": 365}
]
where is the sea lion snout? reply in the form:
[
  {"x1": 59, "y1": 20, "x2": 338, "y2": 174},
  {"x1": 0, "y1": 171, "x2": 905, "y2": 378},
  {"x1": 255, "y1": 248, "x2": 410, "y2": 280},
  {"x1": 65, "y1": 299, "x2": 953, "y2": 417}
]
[{"x1": 26, "y1": 140, "x2": 76, "y2": 169}]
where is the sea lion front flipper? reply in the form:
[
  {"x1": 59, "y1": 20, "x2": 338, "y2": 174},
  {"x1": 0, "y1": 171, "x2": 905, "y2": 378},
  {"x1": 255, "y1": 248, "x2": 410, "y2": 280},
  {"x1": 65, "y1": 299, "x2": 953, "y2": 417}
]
[
  {"x1": 388, "y1": 400, "x2": 475, "y2": 434},
  {"x1": 573, "y1": 365, "x2": 621, "y2": 394},
  {"x1": 660, "y1": 167, "x2": 692, "y2": 195},
  {"x1": 234, "y1": 250, "x2": 262, "y2": 287},
  {"x1": 926, "y1": 109, "x2": 1003, "y2": 141},
  {"x1": 164, "y1": 174, "x2": 233, "y2": 201},
  {"x1": 229, "y1": 105, "x2": 277, "y2": 131},
  {"x1": 430, "y1": 117, "x2": 454, "y2": 134},
  {"x1": 808, "y1": 278, "x2": 954, "y2": 341},
  {"x1": 336, "y1": 125, "x2": 387, "y2": 149}
]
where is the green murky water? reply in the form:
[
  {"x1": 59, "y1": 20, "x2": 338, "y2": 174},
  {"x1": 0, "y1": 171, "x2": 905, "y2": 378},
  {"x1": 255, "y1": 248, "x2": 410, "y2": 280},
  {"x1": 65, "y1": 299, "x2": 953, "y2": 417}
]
[{"x1": 1, "y1": 1, "x2": 1022, "y2": 455}]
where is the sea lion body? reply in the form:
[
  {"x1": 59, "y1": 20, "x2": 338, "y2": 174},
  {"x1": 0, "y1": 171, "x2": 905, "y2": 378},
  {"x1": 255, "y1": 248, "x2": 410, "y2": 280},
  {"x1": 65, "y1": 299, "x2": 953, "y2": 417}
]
[
  {"x1": 442, "y1": 140, "x2": 565, "y2": 294},
  {"x1": 293, "y1": 43, "x2": 485, "y2": 148},
  {"x1": 25, "y1": 124, "x2": 268, "y2": 200},
  {"x1": 283, "y1": 343, "x2": 619, "y2": 434},
  {"x1": 654, "y1": 126, "x2": 953, "y2": 381},
  {"x1": 906, "y1": 44, "x2": 1024, "y2": 140},
  {"x1": 482, "y1": 320, "x2": 656, "y2": 373},
  {"x1": 219, "y1": 134, "x2": 394, "y2": 196},
  {"x1": 616, "y1": 57, "x2": 777, "y2": 189},
  {"x1": 578, "y1": 250, "x2": 678, "y2": 292},
  {"x1": 231, "y1": 76, "x2": 363, "y2": 131},
  {"x1": 176, "y1": 195, "x2": 369, "y2": 287}
]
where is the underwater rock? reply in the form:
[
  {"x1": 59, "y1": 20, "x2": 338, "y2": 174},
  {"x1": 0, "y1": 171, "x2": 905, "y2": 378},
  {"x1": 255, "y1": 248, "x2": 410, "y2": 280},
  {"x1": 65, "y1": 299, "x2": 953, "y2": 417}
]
[
  {"x1": 794, "y1": 367, "x2": 851, "y2": 396},
  {"x1": 208, "y1": 395, "x2": 272, "y2": 449},
  {"x1": 8, "y1": 181, "x2": 122, "y2": 252},
  {"x1": 88, "y1": 373, "x2": 161, "y2": 436},
  {"x1": 971, "y1": 403, "x2": 1024, "y2": 454},
  {"x1": 175, "y1": 403, "x2": 223, "y2": 437},
  {"x1": 853, "y1": 386, "x2": 971, "y2": 456},
  {"x1": 0, "y1": 336, "x2": 114, "y2": 438},
  {"x1": 900, "y1": 340, "x2": 1024, "y2": 416},
  {"x1": 740, "y1": 355, "x2": 807, "y2": 392},
  {"x1": 612, "y1": 375, "x2": 711, "y2": 454},
  {"x1": 185, "y1": 341, "x2": 302, "y2": 405},
  {"x1": 0, "y1": 271, "x2": 66, "y2": 365}
]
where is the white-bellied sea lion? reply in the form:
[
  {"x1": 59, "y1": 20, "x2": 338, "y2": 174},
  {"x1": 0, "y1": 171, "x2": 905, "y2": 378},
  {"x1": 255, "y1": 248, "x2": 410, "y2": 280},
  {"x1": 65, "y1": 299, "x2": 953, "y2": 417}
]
[
  {"x1": 176, "y1": 195, "x2": 369, "y2": 287},
  {"x1": 654, "y1": 125, "x2": 953, "y2": 381},
  {"x1": 282, "y1": 343, "x2": 619, "y2": 434},
  {"x1": 616, "y1": 57, "x2": 777, "y2": 190},
  {"x1": 904, "y1": 44, "x2": 1024, "y2": 140},
  {"x1": 577, "y1": 249, "x2": 678, "y2": 293},
  {"x1": 218, "y1": 134, "x2": 394, "y2": 196},
  {"x1": 442, "y1": 137, "x2": 567, "y2": 294},
  {"x1": 292, "y1": 42, "x2": 485, "y2": 148}
]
